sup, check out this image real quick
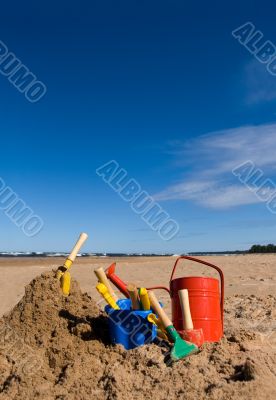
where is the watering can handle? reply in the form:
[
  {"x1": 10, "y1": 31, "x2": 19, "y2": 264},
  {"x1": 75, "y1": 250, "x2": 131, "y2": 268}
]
[
  {"x1": 169, "y1": 256, "x2": 224, "y2": 330},
  {"x1": 146, "y1": 285, "x2": 171, "y2": 295}
]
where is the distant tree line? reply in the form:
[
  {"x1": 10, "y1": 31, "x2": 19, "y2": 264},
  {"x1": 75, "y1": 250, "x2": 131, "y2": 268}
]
[{"x1": 249, "y1": 244, "x2": 276, "y2": 253}]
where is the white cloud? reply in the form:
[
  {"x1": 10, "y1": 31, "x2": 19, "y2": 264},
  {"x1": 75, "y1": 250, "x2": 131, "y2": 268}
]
[
  {"x1": 155, "y1": 181, "x2": 260, "y2": 208},
  {"x1": 179, "y1": 124, "x2": 276, "y2": 173},
  {"x1": 154, "y1": 123, "x2": 276, "y2": 208},
  {"x1": 198, "y1": 185, "x2": 260, "y2": 208},
  {"x1": 155, "y1": 180, "x2": 215, "y2": 201}
]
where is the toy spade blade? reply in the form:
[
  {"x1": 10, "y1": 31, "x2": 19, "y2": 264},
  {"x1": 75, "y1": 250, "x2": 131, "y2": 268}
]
[
  {"x1": 148, "y1": 291, "x2": 198, "y2": 361},
  {"x1": 60, "y1": 271, "x2": 71, "y2": 297},
  {"x1": 166, "y1": 325, "x2": 198, "y2": 361}
]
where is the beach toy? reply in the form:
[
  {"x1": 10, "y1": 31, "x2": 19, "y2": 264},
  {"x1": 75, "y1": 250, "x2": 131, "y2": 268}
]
[
  {"x1": 148, "y1": 291, "x2": 198, "y2": 361},
  {"x1": 147, "y1": 313, "x2": 163, "y2": 329},
  {"x1": 161, "y1": 256, "x2": 224, "y2": 343},
  {"x1": 105, "y1": 299, "x2": 157, "y2": 350},
  {"x1": 107, "y1": 256, "x2": 224, "y2": 343},
  {"x1": 94, "y1": 267, "x2": 118, "y2": 301},
  {"x1": 147, "y1": 313, "x2": 168, "y2": 340},
  {"x1": 178, "y1": 289, "x2": 204, "y2": 347},
  {"x1": 60, "y1": 271, "x2": 71, "y2": 297},
  {"x1": 127, "y1": 283, "x2": 140, "y2": 310},
  {"x1": 156, "y1": 329, "x2": 169, "y2": 341},
  {"x1": 105, "y1": 262, "x2": 168, "y2": 297},
  {"x1": 139, "y1": 288, "x2": 150, "y2": 311},
  {"x1": 105, "y1": 262, "x2": 129, "y2": 297},
  {"x1": 56, "y1": 232, "x2": 88, "y2": 296},
  {"x1": 96, "y1": 282, "x2": 120, "y2": 310}
]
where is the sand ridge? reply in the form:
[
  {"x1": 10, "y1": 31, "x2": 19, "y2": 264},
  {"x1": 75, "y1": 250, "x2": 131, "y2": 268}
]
[{"x1": 0, "y1": 269, "x2": 275, "y2": 399}]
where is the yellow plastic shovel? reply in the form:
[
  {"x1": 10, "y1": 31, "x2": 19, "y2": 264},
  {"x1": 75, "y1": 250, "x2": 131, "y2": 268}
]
[{"x1": 57, "y1": 232, "x2": 88, "y2": 296}]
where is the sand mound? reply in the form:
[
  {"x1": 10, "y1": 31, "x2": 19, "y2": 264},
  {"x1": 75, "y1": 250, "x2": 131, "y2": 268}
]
[{"x1": 0, "y1": 272, "x2": 276, "y2": 400}]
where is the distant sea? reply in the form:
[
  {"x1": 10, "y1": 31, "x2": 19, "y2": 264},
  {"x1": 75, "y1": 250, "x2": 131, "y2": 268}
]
[
  {"x1": 0, "y1": 251, "x2": 246, "y2": 257},
  {"x1": 0, "y1": 252, "x2": 174, "y2": 257}
]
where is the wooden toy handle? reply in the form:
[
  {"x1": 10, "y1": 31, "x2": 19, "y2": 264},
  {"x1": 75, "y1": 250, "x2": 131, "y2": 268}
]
[
  {"x1": 148, "y1": 291, "x2": 172, "y2": 329},
  {"x1": 67, "y1": 233, "x2": 88, "y2": 262},
  {"x1": 127, "y1": 284, "x2": 140, "y2": 310},
  {"x1": 178, "y1": 289, "x2": 193, "y2": 330},
  {"x1": 94, "y1": 267, "x2": 118, "y2": 301}
]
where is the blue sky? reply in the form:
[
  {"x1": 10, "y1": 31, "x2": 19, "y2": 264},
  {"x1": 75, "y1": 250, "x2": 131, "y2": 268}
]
[{"x1": 0, "y1": 1, "x2": 276, "y2": 253}]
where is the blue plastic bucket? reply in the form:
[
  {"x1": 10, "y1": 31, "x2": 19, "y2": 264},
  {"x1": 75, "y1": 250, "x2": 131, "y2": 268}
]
[{"x1": 105, "y1": 299, "x2": 158, "y2": 350}]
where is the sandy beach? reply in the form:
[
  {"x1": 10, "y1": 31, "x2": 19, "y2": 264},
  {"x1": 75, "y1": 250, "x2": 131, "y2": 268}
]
[
  {"x1": 1, "y1": 254, "x2": 275, "y2": 317},
  {"x1": 0, "y1": 255, "x2": 275, "y2": 399}
]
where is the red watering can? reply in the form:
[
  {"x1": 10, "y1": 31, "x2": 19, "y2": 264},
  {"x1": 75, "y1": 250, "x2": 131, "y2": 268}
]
[
  {"x1": 105, "y1": 255, "x2": 224, "y2": 343},
  {"x1": 151, "y1": 256, "x2": 224, "y2": 342}
]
